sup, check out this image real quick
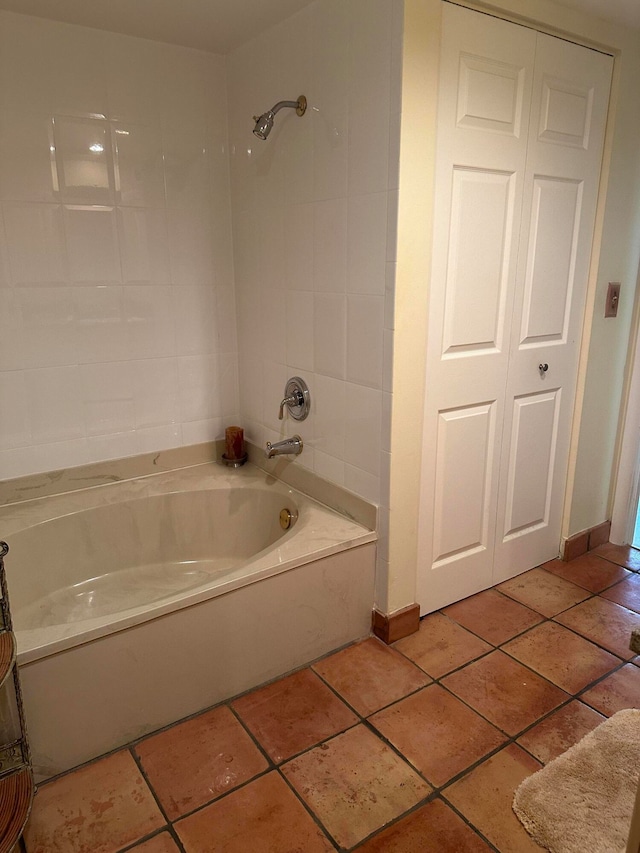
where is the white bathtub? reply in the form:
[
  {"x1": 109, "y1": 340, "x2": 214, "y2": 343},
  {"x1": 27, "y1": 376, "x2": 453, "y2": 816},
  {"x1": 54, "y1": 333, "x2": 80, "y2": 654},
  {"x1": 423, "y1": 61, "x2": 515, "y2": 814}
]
[{"x1": 0, "y1": 461, "x2": 376, "y2": 779}]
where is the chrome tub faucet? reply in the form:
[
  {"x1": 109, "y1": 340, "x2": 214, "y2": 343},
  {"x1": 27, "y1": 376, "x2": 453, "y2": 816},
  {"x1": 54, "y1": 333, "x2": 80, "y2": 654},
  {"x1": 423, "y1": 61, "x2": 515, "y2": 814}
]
[{"x1": 265, "y1": 435, "x2": 303, "y2": 458}]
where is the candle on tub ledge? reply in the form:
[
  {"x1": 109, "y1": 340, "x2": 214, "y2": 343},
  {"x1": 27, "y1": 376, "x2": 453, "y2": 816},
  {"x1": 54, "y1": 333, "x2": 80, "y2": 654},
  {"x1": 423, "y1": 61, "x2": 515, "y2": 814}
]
[{"x1": 224, "y1": 426, "x2": 246, "y2": 465}]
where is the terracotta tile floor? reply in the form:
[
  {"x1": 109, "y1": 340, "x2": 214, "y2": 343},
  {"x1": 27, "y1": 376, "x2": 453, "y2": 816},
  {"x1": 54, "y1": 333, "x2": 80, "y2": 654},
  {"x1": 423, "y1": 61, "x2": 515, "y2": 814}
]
[{"x1": 23, "y1": 546, "x2": 640, "y2": 852}]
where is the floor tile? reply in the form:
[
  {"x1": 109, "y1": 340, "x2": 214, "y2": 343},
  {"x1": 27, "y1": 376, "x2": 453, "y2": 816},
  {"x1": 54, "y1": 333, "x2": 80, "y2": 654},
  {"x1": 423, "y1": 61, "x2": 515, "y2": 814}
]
[
  {"x1": 129, "y1": 833, "x2": 181, "y2": 852},
  {"x1": 502, "y1": 621, "x2": 620, "y2": 693},
  {"x1": 516, "y1": 700, "x2": 606, "y2": 764},
  {"x1": 601, "y1": 573, "x2": 640, "y2": 613},
  {"x1": 281, "y1": 724, "x2": 430, "y2": 849},
  {"x1": 354, "y1": 798, "x2": 492, "y2": 851},
  {"x1": 580, "y1": 664, "x2": 640, "y2": 716},
  {"x1": 542, "y1": 554, "x2": 630, "y2": 592},
  {"x1": 393, "y1": 613, "x2": 492, "y2": 678},
  {"x1": 592, "y1": 543, "x2": 640, "y2": 572},
  {"x1": 554, "y1": 596, "x2": 639, "y2": 659},
  {"x1": 442, "y1": 651, "x2": 568, "y2": 735},
  {"x1": 135, "y1": 705, "x2": 268, "y2": 820},
  {"x1": 231, "y1": 668, "x2": 358, "y2": 763},
  {"x1": 23, "y1": 751, "x2": 165, "y2": 853},
  {"x1": 444, "y1": 744, "x2": 543, "y2": 853},
  {"x1": 312, "y1": 637, "x2": 431, "y2": 716},
  {"x1": 174, "y1": 771, "x2": 333, "y2": 853},
  {"x1": 442, "y1": 589, "x2": 544, "y2": 646},
  {"x1": 497, "y1": 568, "x2": 590, "y2": 617},
  {"x1": 369, "y1": 684, "x2": 506, "y2": 787}
]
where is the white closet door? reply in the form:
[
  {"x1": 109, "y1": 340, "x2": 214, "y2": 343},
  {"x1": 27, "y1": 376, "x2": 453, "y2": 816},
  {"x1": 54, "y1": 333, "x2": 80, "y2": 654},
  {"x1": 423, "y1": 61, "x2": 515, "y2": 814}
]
[
  {"x1": 493, "y1": 34, "x2": 613, "y2": 581},
  {"x1": 417, "y1": 3, "x2": 612, "y2": 613},
  {"x1": 417, "y1": 4, "x2": 536, "y2": 611}
]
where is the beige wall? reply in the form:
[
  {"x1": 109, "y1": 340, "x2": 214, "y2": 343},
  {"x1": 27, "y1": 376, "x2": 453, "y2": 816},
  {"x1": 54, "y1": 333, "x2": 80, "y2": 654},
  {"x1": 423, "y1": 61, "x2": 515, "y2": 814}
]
[{"x1": 388, "y1": 0, "x2": 640, "y2": 613}]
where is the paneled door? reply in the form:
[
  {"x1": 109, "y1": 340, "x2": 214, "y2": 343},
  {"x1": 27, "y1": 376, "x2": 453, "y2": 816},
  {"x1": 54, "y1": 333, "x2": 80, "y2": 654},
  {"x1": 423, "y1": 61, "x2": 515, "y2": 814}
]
[{"x1": 417, "y1": 3, "x2": 612, "y2": 612}]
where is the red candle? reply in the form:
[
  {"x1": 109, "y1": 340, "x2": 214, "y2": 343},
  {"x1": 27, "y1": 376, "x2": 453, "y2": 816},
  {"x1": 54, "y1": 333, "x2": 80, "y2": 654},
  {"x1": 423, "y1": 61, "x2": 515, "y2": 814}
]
[{"x1": 225, "y1": 426, "x2": 244, "y2": 460}]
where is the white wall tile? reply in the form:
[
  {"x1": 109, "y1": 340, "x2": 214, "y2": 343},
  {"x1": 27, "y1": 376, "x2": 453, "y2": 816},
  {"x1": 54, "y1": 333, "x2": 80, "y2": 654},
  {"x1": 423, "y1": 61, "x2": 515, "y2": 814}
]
[
  {"x1": 15, "y1": 287, "x2": 77, "y2": 368},
  {"x1": 344, "y1": 463, "x2": 380, "y2": 503},
  {"x1": 26, "y1": 366, "x2": 84, "y2": 443},
  {"x1": 0, "y1": 112, "x2": 58, "y2": 203},
  {"x1": 124, "y1": 285, "x2": 176, "y2": 359},
  {"x1": 3, "y1": 203, "x2": 67, "y2": 285},
  {"x1": 117, "y1": 208, "x2": 170, "y2": 285},
  {"x1": 181, "y1": 418, "x2": 223, "y2": 446},
  {"x1": 29, "y1": 438, "x2": 90, "y2": 475},
  {"x1": 312, "y1": 0, "x2": 349, "y2": 111},
  {"x1": 0, "y1": 371, "x2": 29, "y2": 451},
  {"x1": 168, "y1": 207, "x2": 215, "y2": 287},
  {"x1": 65, "y1": 205, "x2": 120, "y2": 283},
  {"x1": 314, "y1": 449, "x2": 345, "y2": 485},
  {"x1": 0, "y1": 12, "x2": 108, "y2": 118},
  {"x1": 347, "y1": 193, "x2": 388, "y2": 295},
  {"x1": 75, "y1": 286, "x2": 126, "y2": 364},
  {"x1": 215, "y1": 287, "x2": 238, "y2": 354},
  {"x1": 261, "y1": 288, "x2": 287, "y2": 366},
  {"x1": 314, "y1": 198, "x2": 347, "y2": 292},
  {"x1": 79, "y1": 363, "x2": 135, "y2": 436},
  {"x1": 114, "y1": 123, "x2": 165, "y2": 207},
  {"x1": 0, "y1": 290, "x2": 23, "y2": 371},
  {"x1": 344, "y1": 382, "x2": 382, "y2": 477},
  {"x1": 348, "y1": 100, "x2": 390, "y2": 196},
  {"x1": 284, "y1": 203, "x2": 314, "y2": 290},
  {"x1": 383, "y1": 328, "x2": 394, "y2": 394},
  {"x1": 178, "y1": 354, "x2": 221, "y2": 423},
  {"x1": 286, "y1": 291, "x2": 314, "y2": 372},
  {"x1": 105, "y1": 33, "x2": 162, "y2": 125},
  {"x1": 131, "y1": 358, "x2": 180, "y2": 428},
  {"x1": 163, "y1": 132, "x2": 211, "y2": 210},
  {"x1": 174, "y1": 286, "x2": 216, "y2": 355},
  {"x1": 313, "y1": 374, "x2": 346, "y2": 458},
  {"x1": 312, "y1": 108, "x2": 348, "y2": 202},
  {"x1": 86, "y1": 431, "x2": 138, "y2": 462},
  {"x1": 314, "y1": 293, "x2": 346, "y2": 380},
  {"x1": 347, "y1": 294, "x2": 384, "y2": 388},
  {"x1": 348, "y1": 0, "x2": 393, "y2": 104},
  {"x1": 135, "y1": 424, "x2": 182, "y2": 454},
  {"x1": 54, "y1": 117, "x2": 114, "y2": 204}
]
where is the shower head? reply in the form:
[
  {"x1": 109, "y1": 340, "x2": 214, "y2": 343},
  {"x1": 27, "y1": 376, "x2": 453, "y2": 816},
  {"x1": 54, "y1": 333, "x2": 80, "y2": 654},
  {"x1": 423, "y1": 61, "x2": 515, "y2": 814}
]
[{"x1": 252, "y1": 95, "x2": 307, "y2": 140}]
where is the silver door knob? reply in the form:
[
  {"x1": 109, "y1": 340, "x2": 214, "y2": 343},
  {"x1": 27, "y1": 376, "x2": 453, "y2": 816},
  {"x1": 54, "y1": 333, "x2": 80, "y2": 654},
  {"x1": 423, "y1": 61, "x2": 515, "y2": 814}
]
[{"x1": 539, "y1": 363, "x2": 549, "y2": 374}]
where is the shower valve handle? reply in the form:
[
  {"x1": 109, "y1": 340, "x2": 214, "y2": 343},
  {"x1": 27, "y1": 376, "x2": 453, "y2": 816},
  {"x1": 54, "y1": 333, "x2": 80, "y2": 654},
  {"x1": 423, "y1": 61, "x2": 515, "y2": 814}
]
[{"x1": 278, "y1": 393, "x2": 299, "y2": 420}]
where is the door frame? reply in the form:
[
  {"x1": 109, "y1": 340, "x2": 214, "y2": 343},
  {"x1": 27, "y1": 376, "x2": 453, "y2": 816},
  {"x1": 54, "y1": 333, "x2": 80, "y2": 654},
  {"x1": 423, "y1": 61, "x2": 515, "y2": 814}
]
[
  {"x1": 388, "y1": 0, "x2": 621, "y2": 619},
  {"x1": 609, "y1": 259, "x2": 640, "y2": 544}
]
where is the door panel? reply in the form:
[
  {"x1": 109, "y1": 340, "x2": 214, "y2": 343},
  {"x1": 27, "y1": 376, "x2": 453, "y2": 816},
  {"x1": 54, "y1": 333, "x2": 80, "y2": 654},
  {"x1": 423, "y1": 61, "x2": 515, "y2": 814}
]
[
  {"x1": 444, "y1": 168, "x2": 516, "y2": 355},
  {"x1": 493, "y1": 33, "x2": 612, "y2": 581},
  {"x1": 417, "y1": 4, "x2": 535, "y2": 611},
  {"x1": 519, "y1": 176, "x2": 583, "y2": 345},
  {"x1": 502, "y1": 389, "x2": 560, "y2": 538},
  {"x1": 433, "y1": 401, "x2": 497, "y2": 564}
]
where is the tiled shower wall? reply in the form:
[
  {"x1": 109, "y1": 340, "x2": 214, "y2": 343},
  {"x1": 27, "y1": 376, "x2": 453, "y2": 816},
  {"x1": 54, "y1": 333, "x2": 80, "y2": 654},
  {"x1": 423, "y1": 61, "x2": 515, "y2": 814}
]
[
  {"x1": 0, "y1": 12, "x2": 238, "y2": 480},
  {"x1": 227, "y1": 0, "x2": 401, "y2": 526}
]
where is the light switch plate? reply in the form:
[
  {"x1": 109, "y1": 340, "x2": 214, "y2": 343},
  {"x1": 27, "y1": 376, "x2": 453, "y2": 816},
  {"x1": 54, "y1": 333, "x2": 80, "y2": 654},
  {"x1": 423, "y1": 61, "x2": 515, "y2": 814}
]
[{"x1": 605, "y1": 282, "x2": 620, "y2": 318}]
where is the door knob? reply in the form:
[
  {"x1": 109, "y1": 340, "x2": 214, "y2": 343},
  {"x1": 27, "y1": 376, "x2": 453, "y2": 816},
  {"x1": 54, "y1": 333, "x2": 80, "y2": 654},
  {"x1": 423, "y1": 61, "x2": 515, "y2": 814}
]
[{"x1": 539, "y1": 363, "x2": 549, "y2": 375}]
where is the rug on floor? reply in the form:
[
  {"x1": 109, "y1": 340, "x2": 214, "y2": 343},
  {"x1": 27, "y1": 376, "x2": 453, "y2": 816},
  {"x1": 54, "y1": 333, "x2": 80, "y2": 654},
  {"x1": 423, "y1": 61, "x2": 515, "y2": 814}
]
[{"x1": 513, "y1": 708, "x2": 640, "y2": 853}]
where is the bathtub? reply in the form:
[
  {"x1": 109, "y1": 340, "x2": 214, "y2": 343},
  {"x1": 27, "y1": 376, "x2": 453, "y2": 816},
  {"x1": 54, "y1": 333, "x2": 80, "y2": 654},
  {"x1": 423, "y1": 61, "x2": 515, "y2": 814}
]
[{"x1": 0, "y1": 461, "x2": 376, "y2": 780}]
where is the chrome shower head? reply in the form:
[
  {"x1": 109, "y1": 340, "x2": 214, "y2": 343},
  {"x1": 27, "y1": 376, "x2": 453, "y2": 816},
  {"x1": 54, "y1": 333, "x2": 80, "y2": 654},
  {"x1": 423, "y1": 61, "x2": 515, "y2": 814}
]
[
  {"x1": 252, "y1": 95, "x2": 307, "y2": 140},
  {"x1": 253, "y1": 110, "x2": 275, "y2": 140}
]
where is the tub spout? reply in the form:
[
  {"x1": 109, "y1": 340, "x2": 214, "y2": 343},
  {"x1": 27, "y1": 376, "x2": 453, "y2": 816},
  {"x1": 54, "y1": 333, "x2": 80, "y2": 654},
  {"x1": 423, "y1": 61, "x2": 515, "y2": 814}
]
[{"x1": 265, "y1": 435, "x2": 303, "y2": 458}]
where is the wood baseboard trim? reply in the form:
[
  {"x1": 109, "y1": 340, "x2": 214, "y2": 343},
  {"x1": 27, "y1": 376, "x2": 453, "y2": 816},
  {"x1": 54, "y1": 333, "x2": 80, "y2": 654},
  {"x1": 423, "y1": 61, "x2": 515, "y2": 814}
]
[
  {"x1": 562, "y1": 520, "x2": 612, "y2": 561},
  {"x1": 372, "y1": 604, "x2": 420, "y2": 644}
]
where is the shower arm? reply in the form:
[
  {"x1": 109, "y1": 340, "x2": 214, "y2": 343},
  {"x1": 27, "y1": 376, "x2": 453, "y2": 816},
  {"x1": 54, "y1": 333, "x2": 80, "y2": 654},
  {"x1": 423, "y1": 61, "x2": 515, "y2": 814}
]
[{"x1": 253, "y1": 95, "x2": 307, "y2": 122}]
